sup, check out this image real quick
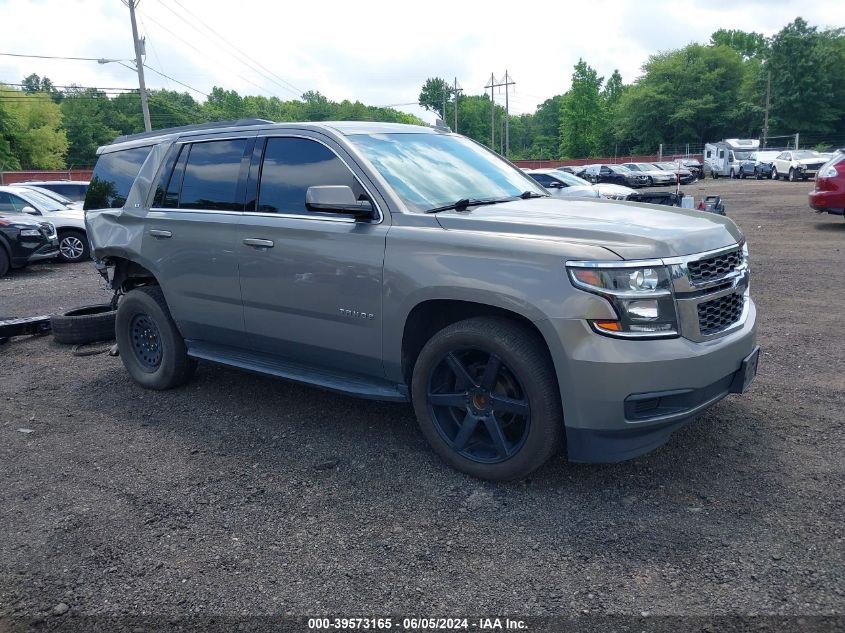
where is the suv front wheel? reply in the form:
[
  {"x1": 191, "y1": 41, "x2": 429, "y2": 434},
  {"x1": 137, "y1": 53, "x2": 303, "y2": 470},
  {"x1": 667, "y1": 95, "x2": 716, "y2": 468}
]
[
  {"x1": 411, "y1": 317, "x2": 562, "y2": 480},
  {"x1": 116, "y1": 286, "x2": 197, "y2": 390}
]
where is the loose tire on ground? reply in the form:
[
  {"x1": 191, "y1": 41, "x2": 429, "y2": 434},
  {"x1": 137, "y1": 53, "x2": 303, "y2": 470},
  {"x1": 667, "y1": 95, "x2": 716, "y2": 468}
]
[
  {"x1": 115, "y1": 286, "x2": 196, "y2": 390},
  {"x1": 411, "y1": 316, "x2": 563, "y2": 481},
  {"x1": 51, "y1": 304, "x2": 116, "y2": 345}
]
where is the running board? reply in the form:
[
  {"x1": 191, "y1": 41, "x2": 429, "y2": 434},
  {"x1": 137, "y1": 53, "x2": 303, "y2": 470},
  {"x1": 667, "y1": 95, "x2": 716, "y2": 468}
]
[{"x1": 186, "y1": 341, "x2": 408, "y2": 402}]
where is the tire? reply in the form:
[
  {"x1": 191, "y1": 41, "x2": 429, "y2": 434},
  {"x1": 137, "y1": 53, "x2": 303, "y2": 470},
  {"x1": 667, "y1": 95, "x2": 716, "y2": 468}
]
[
  {"x1": 51, "y1": 304, "x2": 116, "y2": 345},
  {"x1": 754, "y1": 168, "x2": 762, "y2": 180},
  {"x1": 410, "y1": 316, "x2": 562, "y2": 481},
  {"x1": 0, "y1": 247, "x2": 9, "y2": 277},
  {"x1": 646, "y1": 176, "x2": 654, "y2": 187},
  {"x1": 771, "y1": 166, "x2": 778, "y2": 180},
  {"x1": 713, "y1": 171, "x2": 719, "y2": 179},
  {"x1": 57, "y1": 230, "x2": 89, "y2": 263},
  {"x1": 788, "y1": 168, "x2": 796, "y2": 182},
  {"x1": 115, "y1": 286, "x2": 196, "y2": 390}
]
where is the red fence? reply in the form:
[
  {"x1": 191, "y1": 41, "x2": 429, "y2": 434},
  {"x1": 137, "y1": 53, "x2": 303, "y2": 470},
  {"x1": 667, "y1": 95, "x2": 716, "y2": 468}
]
[
  {"x1": 513, "y1": 154, "x2": 703, "y2": 169},
  {"x1": 0, "y1": 169, "x2": 94, "y2": 185}
]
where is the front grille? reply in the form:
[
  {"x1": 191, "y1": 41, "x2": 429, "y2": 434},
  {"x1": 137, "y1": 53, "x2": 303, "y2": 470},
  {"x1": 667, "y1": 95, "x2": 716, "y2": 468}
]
[
  {"x1": 687, "y1": 249, "x2": 742, "y2": 284},
  {"x1": 697, "y1": 293, "x2": 744, "y2": 336},
  {"x1": 804, "y1": 162, "x2": 824, "y2": 171}
]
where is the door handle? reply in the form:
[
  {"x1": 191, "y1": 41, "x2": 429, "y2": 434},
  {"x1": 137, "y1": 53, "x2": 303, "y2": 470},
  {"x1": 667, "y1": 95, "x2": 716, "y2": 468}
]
[
  {"x1": 243, "y1": 238, "x2": 274, "y2": 248},
  {"x1": 149, "y1": 229, "x2": 172, "y2": 238}
]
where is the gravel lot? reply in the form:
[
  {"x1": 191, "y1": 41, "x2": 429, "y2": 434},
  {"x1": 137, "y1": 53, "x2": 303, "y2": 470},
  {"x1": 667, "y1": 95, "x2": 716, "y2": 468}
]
[{"x1": 1, "y1": 178, "x2": 843, "y2": 625}]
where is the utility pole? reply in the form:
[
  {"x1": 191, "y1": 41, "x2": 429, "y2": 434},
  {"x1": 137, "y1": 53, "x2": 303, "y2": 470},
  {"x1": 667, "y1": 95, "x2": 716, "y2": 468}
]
[
  {"x1": 795, "y1": 132, "x2": 799, "y2": 150},
  {"x1": 453, "y1": 77, "x2": 463, "y2": 133},
  {"x1": 485, "y1": 72, "x2": 516, "y2": 156},
  {"x1": 762, "y1": 70, "x2": 771, "y2": 148},
  {"x1": 485, "y1": 73, "x2": 496, "y2": 149},
  {"x1": 126, "y1": 0, "x2": 151, "y2": 132}
]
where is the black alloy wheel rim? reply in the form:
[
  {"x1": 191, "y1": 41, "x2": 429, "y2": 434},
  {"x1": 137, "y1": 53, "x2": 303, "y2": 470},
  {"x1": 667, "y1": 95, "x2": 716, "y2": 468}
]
[
  {"x1": 426, "y1": 349, "x2": 531, "y2": 464},
  {"x1": 130, "y1": 313, "x2": 163, "y2": 370}
]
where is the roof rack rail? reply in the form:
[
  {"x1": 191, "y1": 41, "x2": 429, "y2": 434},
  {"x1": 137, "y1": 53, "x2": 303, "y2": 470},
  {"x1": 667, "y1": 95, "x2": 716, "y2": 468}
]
[{"x1": 111, "y1": 119, "x2": 274, "y2": 145}]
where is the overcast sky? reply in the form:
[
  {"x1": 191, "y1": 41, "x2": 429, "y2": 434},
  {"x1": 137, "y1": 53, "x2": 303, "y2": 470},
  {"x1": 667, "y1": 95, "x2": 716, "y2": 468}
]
[{"x1": 1, "y1": 0, "x2": 842, "y2": 123}]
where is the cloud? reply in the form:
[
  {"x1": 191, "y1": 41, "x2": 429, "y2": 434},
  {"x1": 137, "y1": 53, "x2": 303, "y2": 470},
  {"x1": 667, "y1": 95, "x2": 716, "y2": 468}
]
[{"x1": 1, "y1": 0, "x2": 842, "y2": 124}]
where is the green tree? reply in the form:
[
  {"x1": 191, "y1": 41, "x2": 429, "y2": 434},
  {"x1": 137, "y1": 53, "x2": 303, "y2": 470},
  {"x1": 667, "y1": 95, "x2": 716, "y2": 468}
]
[
  {"x1": 1, "y1": 84, "x2": 68, "y2": 168},
  {"x1": 767, "y1": 18, "x2": 845, "y2": 135},
  {"x1": 615, "y1": 44, "x2": 745, "y2": 151},
  {"x1": 418, "y1": 77, "x2": 452, "y2": 119},
  {"x1": 559, "y1": 59, "x2": 604, "y2": 158},
  {"x1": 710, "y1": 29, "x2": 768, "y2": 59},
  {"x1": 60, "y1": 88, "x2": 119, "y2": 167}
]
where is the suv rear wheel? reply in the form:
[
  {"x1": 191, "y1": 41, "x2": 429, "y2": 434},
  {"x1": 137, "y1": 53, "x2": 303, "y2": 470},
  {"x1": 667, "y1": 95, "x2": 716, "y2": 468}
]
[
  {"x1": 411, "y1": 317, "x2": 562, "y2": 480},
  {"x1": 116, "y1": 286, "x2": 196, "y2": 390}
]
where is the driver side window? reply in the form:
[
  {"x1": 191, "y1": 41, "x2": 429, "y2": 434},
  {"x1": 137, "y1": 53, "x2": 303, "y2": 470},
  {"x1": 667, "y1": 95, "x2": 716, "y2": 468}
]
[{"x1": 254, "y1": 137, "x2": 365, "y2": 215}]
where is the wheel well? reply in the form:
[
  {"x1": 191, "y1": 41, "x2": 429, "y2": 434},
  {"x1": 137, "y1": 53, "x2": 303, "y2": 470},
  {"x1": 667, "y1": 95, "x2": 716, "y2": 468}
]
[
  {"x1": 107, "y1": 257, "x2": 159, "y2": 292},
  {"x1": 401, "y1": 300, "x2": 549, "y2": 385}
]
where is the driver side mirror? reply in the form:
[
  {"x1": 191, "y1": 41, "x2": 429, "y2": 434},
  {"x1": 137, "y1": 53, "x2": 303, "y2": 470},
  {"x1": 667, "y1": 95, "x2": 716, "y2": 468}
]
[
  {"x1": 21, "y1": 206, "x2": 41, "y2": 216},
  {"x1": 305, "y1": 186, "x2": 374, "y2": 220}
]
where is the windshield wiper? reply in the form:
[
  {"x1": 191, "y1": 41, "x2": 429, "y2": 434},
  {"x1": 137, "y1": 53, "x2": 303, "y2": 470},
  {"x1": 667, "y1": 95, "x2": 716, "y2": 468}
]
[{"x1": 424, "y1": 193, "x2": 545, "y2": 214}]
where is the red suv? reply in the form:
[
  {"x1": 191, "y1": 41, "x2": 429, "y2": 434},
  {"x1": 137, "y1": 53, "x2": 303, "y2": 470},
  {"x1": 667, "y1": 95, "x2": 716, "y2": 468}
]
[{"x1": 809, "y1": 154, "x2": 845, "y2": 217}]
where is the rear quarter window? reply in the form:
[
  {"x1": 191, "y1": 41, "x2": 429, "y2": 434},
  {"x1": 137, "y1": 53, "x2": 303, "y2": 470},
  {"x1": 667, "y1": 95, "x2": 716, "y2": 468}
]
[{"x1": 83, "y1": 145, "x2": 153, "y2": 211}]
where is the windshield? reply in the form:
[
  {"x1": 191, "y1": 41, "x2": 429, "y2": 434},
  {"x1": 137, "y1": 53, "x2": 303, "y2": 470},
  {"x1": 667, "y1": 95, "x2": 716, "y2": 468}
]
[
  {"x1": 16, "y1": 189, "x2": 66, "y2": 212},
  {"x1": 348, "y1": 133, "x2": 547, "y2": 212},
  {"x1": 556, "y1": 172, "x2": 590, "y2": 186},
  {"x1": 22, "y1": 185, "x2": 74, "y2": 205},
  {"x1": 793, "y1": 150, "x2": 819, "y2": 159},
  {"x1": 734, "y1": 150, "x2": 754, "y2": 160}
]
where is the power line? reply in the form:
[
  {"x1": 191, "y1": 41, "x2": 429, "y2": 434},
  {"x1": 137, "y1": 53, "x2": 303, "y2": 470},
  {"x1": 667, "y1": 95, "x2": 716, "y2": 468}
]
[
  {"x1": 142, "y1": 63, "x2": 208, "y2": 97},
  {"x1": 170, "y1": 0, "x2": 304, "y2": 96},
  {"x1": 138, "y1": 10, "x2": 278, "y2": 99},
  {"x1": 150, "y1": 0, "x2": 302, "y2": 98},
  {"x1": 0, "y1": 51, "x2": 124, "y2": 62}
]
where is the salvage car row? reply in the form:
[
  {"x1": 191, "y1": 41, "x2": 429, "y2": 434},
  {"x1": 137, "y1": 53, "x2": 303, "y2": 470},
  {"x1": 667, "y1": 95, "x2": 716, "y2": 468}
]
[{"x1": 0, "y1": 180, "x2": 90, "y2": 276}]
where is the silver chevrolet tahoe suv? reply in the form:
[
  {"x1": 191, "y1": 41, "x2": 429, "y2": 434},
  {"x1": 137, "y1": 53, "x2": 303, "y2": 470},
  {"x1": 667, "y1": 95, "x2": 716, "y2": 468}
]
[{"x1": 84, "y1": 119, "x2": 759, "y2": 480}]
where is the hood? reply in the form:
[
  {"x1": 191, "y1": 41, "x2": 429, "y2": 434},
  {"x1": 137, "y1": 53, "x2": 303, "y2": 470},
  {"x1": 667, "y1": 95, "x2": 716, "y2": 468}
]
[
  {"x1": 44, "y1": 208, "x2": 84, "y2": 220},
  {"x1": 796, "y1": 157, "x2": 824, "y2": 166},
  {"x1": 434, "y1": 197, "x2": 742, "y2": 260}
]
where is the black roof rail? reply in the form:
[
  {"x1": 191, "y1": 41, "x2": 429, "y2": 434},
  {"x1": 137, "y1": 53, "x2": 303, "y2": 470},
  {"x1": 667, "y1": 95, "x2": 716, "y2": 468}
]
[{"x1": 111, "y1": 119, "x2": 274, "y2": 145}]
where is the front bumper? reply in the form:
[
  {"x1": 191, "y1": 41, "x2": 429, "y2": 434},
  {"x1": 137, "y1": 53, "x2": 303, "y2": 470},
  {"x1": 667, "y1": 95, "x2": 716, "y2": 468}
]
[
  {"x1": 26, "y1": 239, "x2": 60, "y2": 263},
  {"x1": 536, "y1": 299, "x2": 758, "y2": 463}
]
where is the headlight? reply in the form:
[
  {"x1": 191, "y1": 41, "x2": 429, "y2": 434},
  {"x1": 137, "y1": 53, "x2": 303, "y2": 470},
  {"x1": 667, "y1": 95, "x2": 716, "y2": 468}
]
[
  {"x1": 822, "y1": 165, "x2": 838, "y2": 178},
  {"x1": 566, "y1": 261, "x2": 678, "y2": 338},
  {"x1": 20, "y1": 229, "x2": 41, "y2": 237}
]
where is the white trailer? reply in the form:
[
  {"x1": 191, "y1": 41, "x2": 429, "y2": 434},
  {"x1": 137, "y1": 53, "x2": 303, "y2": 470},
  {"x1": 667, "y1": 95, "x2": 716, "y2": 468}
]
[{"x1": 704, "y1": 138, "x2": 760, "y2": 178}]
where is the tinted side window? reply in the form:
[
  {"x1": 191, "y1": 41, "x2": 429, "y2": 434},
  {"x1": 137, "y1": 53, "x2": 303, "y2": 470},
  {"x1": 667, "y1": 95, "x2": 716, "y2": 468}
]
[
  {"x1": 530, "y1": 174, "x2": 553, "y2": 186},
  {"x1": 0, "y1": 192, "x2": 16, "y2": 213},
  {"x1": 179, "y1": 139, "x2": 249, "y2": 211},
  {"x1": 256, "y1": 137, "x2": 364, "y2": 214},
  {"x1": 83, "y1": 145, "x2": 152, "y2": 211}
]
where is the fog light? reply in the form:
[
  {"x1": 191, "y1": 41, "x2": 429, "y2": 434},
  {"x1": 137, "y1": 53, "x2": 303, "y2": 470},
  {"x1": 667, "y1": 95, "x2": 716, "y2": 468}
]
[{"x1": 626, "y1": 299, "x2": 659, "y2": 319}]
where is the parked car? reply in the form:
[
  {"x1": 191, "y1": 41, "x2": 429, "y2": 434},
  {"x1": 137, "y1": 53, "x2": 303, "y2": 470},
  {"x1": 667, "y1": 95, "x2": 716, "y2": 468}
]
[
  {"x1": 652, "y1": 162, "x2": 695, "y2": 184},
  {"x1": 809, "y1": 154, "x2": 845, "y2": 217},
  {"x1": 0, "y1": 209, "x2": 58, "y2": 277},
  {"x1": 554, "y1": 166, "x2": 579, "y2": 175},
  {"x1": 85, "y1": 120, "x2": 758, "y2": 481},
  {"x1": 22, "y1": 180, "x2": 89, "y2": 202},
  {"x1": 681, "y1": 159, "x2": 703, "y2": 180},
  {"x1": 738, "y1": 150, "x2": 780, "y2": 179},
  {"x1": 0, "y1": 186, "x2": 89, "y2": 262},
  {"x1": 15, "y1": 184, "x2": 83, "y2": 209},
  {"x1": 526, "y1": 169, "x2": 634, "y2": 200},
  {"x1": 583, "y1": 164, "x2": 650, "y2": 188},
  {"x1": 621, "y1": 163, "x2": 676, "y2": 186},
  {"x1": 771, "y1": 150, "x2": 827, "y2": 182}
]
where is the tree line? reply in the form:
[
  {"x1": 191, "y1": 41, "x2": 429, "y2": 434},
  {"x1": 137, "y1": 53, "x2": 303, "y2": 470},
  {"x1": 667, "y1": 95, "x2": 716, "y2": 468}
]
[
  {"x1": 0, "y1": 81, "x2": 423, "y2": 170},
  {"x1": 419, "y1": 17, "x2": 845, "y2": 159},
  {"x1": 1, "y1": 16, "x2": 842, "y2": 170}
]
